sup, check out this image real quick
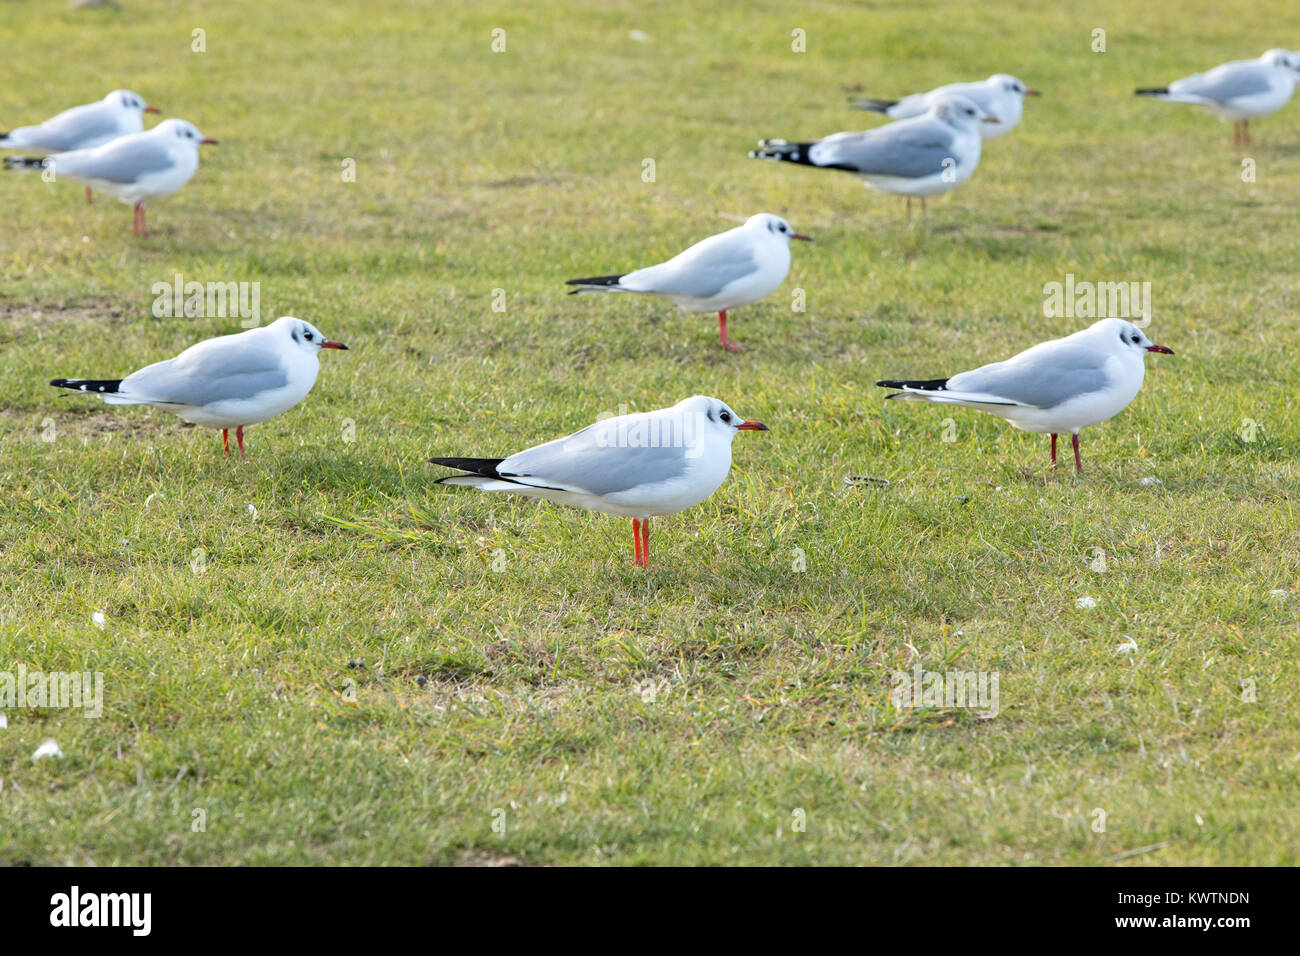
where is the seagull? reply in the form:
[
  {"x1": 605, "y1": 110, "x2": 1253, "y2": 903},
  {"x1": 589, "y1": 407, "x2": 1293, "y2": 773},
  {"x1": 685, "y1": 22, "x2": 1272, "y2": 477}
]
[
  {"x1": 49, "y1": 316, "x2": 348, "y2": 455},
  {"x1": 1136, "y1": 49, "x2": 1300, "y2": 145},
  {"x1": 0, "y1": 89, "x2": 161, "y2": 203},
  {"x1": 750, "y1": 95, "x2": 995, "y2": 225},
  {"x1": 849, "y1": 74, "x2": 1039, "y2": 139},
  {"x1": 428, "y1": 395, "x2": 768, "y2": 566},
  {"x1": 565, "y1": 213, "x2": 810, "y2": 352},
  {"x1": 4, "y1": 118, "x2": 215, "y2": 235},
  {"x1": 876, "y1": 318, "x2": 1173, "y2": 474}
]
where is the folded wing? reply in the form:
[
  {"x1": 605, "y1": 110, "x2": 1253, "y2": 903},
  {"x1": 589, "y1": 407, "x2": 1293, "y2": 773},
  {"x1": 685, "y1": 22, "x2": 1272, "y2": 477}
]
[
  {"x1": 810, "y1": 120, "x2": 957, "y2": 178},
  {"x1": 121, "y1": 339, "x2": 289, "y2": 407}
]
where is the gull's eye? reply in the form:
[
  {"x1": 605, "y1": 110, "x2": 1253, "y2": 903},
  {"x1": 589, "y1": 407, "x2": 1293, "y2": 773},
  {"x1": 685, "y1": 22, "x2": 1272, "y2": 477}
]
[
  {"x1": 304, "y1": 331, "x2": 314, "y2": 341},
  {"x1": 720, "y1": 410, "x2": 732, "y2": 423}
]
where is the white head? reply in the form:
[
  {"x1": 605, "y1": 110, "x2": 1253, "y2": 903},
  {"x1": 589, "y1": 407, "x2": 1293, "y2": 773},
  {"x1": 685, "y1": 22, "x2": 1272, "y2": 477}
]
[
  {"x1": 988, "y1": 74, "x2": 1039, "y2": 99},
  {"x1": 153, "y1": 118, "x2": 218, "y2": 149},
  {"x1": 676, "y1": 395, "x2": 768, "y2": 444},
  {"x1": 746, "y1": 213, "x2": 812, "y2": 244},
  {"x1": 105, "y1": 89, "x2": 159, "y2": 116},
  {"x1": 932, "y1": 94, "x2": 997, "y2": 131},
  {"x1": 1260, "y1": 49, "x2": 1298, "y2": 70},
  {"x1": 1088, "y1": 318, "x2": 1174, "y2": 358},
  {"x1": 270, "y1": 316, "x2": 349, "y2": 354}
]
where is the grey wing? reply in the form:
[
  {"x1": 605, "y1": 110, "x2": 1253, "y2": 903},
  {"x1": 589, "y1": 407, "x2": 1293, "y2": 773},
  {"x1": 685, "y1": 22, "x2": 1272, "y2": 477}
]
[
  {"x1": 53, "y1": 137, "x2": 173, "y2": 184},
  {"x1": 34, "y1": 106, "x2": 123, "y2": 151},
  {"x1": 625, "y1": 232, "x2": 759, "y2": 299},
  {"x1": 499, "y1": 421, "x2": 690, "y2": 496},
  {"x1": 123, "y1": 340, "x2": 289, "y2": 406},
  {"x1": 811, "y1": 120, "x2": 956, "y2": 178},
  {"x1": 948, "y1": 342, "x2": 1112, "y2": 408},
  {"x1": 1172, "y1": 63, "x2": 1272, "y2": 102}
]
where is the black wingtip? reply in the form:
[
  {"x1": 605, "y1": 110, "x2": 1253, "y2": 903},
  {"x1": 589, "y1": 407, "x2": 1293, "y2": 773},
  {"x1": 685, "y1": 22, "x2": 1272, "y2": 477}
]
[
  {"x1": 427, "y1": 456, "x2": 506, "y2": 477},
  {"x1": 1134, "y1": 87, "x2": 1169, "y2": 96},
  {"x1": 875, "y1": 378, "x2": 949, "y2": 391},
  {"x1": 50, "y1": 377, "x2": 122, "y2": 393},
  {"x1": 4, "y1": 156, "x2": 46, "y2": 171},
  {"x1": 847, "y1": 97, "x2": 897, "y2": 112},
  {"x1": 565, "y1": 274, "x2": 626, "y2": 289}
]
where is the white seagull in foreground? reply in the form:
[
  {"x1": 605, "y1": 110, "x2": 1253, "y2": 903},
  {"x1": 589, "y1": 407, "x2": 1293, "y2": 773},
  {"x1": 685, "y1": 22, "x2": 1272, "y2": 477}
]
[
  {"x1": 876, "y1": 318, "x2": 1173, "y2": 474},
  {"x1": 1136, "y1": 49, "x2": 1300, "y2": 145},
  {"x1": 751, "y1": 95, "x2": 994, "y2": 225},
  {"x1": 5, "y1": 118, "x2": 215, "y2": 235},
  {"x1": 50, "y1": 316, "x2": 348, "y2": 456},
  {"x1": 429, "y1": 395, "x2": 768, "y2": 566},
  {"x1": 0, "y1": 89, "x2": 161, "y2": 203},
  {"x1": 566, "y1": 213, "x2": 810, "y2": 352},
  {"x1": 850, "y1": 74, "x2": 1039, "y2": 140}
]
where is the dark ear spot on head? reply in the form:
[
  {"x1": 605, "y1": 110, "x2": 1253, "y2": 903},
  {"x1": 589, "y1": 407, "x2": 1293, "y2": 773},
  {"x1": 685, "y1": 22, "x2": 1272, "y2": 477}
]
[
  {"x1": 292, "y1": 327, "x2": 301, "y2": 343},
  {"x1": 706, "y1": 406, "x2": 716, "y2": 422}
]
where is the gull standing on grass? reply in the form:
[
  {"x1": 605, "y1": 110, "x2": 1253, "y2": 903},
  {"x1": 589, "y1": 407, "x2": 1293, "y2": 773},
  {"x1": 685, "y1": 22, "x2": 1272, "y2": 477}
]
[
  {"x1": 4, "y1": 118, "x2": 215, "y2": 235},
  {"x1": 849, "y1": 74, "x2": 1039, "y2": 139},
  {"x1": 1136, "y1": 50, "x2": 1300, "y2": 145},
  {"x1": 750, "y1": 95, "x2": 995, "y2": 225},
  {"x1": 49, "y1": 317, "x2": 349, "y2": 456},
  {"x1": 565, "y1": 213, "x2": 810, "y2": 352},
  {"x1": 0, "y1": 89, "x2": 161, "y2": 203},
  {"x1": 876, "y1": 319, "x2": 1173, "y2": 474},
  {"x1": 428, "y1": 396, "x2": 769, "y2": 567}
]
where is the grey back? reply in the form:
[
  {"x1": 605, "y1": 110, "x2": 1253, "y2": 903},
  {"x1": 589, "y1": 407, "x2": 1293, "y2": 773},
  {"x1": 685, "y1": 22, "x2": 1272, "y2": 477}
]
[{"x1": 502, "y1": 419, "x2": 692, "y2": 496}]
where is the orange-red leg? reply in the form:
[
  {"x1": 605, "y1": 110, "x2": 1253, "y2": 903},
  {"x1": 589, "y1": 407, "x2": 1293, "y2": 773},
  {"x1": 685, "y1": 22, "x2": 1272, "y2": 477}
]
[
  {"x1": 133, "y1": 202, "x2": 146, "y2": 236},
  {"x1": 1072, "y1": 433, "x2": 1083, "y2": 475},
  {"x1": 221, "y1": 429, "x2": 230, "y2": 455},
  {"x1": 84, "y1": 186, "x2": 93, "y2": 204},
  {"x1": 1050, "y1": 433, "x2": 1057, "y2": 467},
  {"x1": 632, "y1": 519, "x2": 644, "y2": 566},
  {"x1": 236, "y1": 425, "x2": 246, "y2": 457},
  {"x1": 718, "y1": 310, "x2": 746, "y2": 352}
]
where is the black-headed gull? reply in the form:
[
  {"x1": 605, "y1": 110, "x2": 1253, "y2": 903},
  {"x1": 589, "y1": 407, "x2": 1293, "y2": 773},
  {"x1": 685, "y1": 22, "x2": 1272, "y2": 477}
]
[
  {"x1": 850, "y1": 74, "x2": 1039, "y2": 139},
  {"x1": 429, "y1": 395, "x2": 768, "y2": 566},
  {"x1": 5, "y1": 118, "x2": 215, "y2": 235},
  {"x1": 49, "y1": 316, "x2": 348, "y2": 455},
  {"x1": 1137, "y1": 49, "x2": 1300, "y2": 145},
  {"x1": 566, "y1": 213, "x2": 810, "y2": 352},
  {"x1": 0, "y1": 89, "x2": 161, "y2": 204},
  {"x1": 751, "y1": 95, "x2": 994, "y2": 225},
  {"x1": 876, "y1": 318, "x2": 1173, "y2": 474}
]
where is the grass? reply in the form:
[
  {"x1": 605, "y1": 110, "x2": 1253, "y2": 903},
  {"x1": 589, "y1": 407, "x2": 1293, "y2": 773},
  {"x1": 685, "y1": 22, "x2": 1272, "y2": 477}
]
[{"x1": 1, "y1": 0, "x2": 1299, "y2": 865}]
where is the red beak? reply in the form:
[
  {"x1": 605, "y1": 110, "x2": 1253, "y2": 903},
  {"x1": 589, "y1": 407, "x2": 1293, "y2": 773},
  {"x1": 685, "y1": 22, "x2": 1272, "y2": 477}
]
[
  {"x1": 736, "y1": 420, "x2": 769, "y2": 431},
  {"x1": 791, "y1": 233, "x2": 812, "y2": 241},
  {"x1": 320, "y1": 339, "x2": 349, "y2": 350},
  {"x1": 144, "y1": 106, "x2": 162, "y2": 114},
  {"x1": 1025, "y1": 89, "x2": 1042, "y2": 97},
  {"x1": 200, "y1": 138, "x2": 218, "y2": 146},
  {"x1": 1146, "y1": 344, "x2": 1173, "y2": 355}
]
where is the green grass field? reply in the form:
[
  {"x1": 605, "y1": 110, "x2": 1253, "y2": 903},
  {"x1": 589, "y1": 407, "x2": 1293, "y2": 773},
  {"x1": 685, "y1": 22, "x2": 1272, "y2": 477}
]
[{"x1": 2, "y1": 0, "x2": 1299, "y2": 865}]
